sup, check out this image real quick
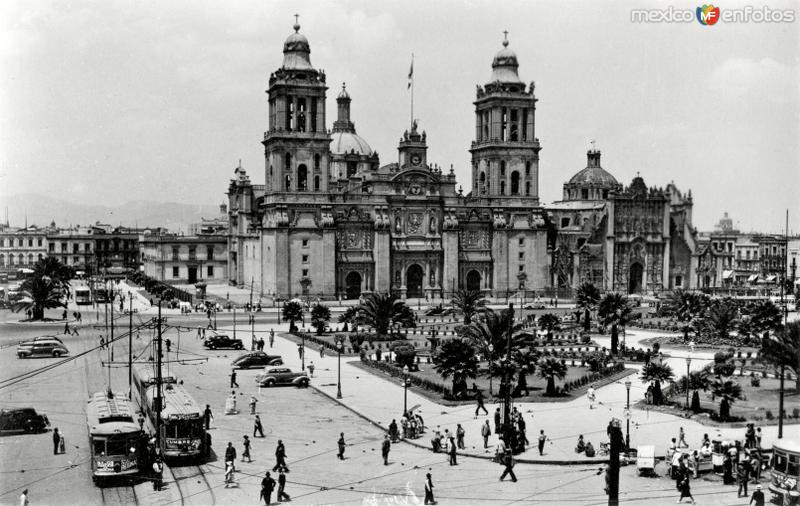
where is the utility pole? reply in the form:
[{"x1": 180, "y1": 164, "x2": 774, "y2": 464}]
[
  {"x1": 503, "y1": 303, "x2": 514, "y2": 447},
  {"x1": 233, "y1": 304, "x2": 237, "y2": 340},
  {"x1": 607, "y1": 418, "x2": 624, "y2": 506},
  {"x1": 110, "y1": 288, "x2": 115, "y2": 362},
  {"x1": 128, "y1": 297, "x2": 132, "y2": 399},
  {"x1": 778, "y1": 209, "x2": 788, "y2": 438},
  {"x1": 104, "y1": 287, "x2": 110, "y2": 387},
  {"x1": 156, "y1": 301, "x2": 163, "y2": 450}
]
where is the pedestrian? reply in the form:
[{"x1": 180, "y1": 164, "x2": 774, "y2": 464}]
[
  {"x1": 518, "y1": 417, "x2": 528, "y2": 447},
  {"x1": 456, "y1": 423, "x2": 465, "y2": 450},
  {"x1": 750, "y1": 484, "x2": 765, "y2": 506},
  {"x1": 320, "y1": 346, "x2": 324, "y2": 358},
  {"x1": 337, "y1": 432, "x2": 346, "y2": 460},
  {"x1": 382, "y1": 434, "x2": 391, "y2": 465},
  {"x1": 677, "y1": 473, "x2": 695, "y2": 504},
  {"x1": 230, "y1": 370, "x2": 239, "y2": 388},
  {"x1": 389, "y1": 419, "x2": 399, "y2": 442},
  {"x1": 481, "y1": 419, "x2": 491, "y2": 449},
  {"x1": 474, "y1": 388, "x2": 488, "y2": 417},
  {"x1": 297, "y1": 344, "x2": 303, "y2": 359},
  {"x1": 424, "y1": 473, "x2": 436, "y2": 505},
  {"x1": 59, "y1": 433, "x2": 66, "y2": 454},
  {"x1": 269, "y1": 329, "x2": 275, "y2": 348},
  {"x1": 678, "y1": 426, "x2": 688, "y2": 448},
  {"x1": 273, "y1": 440, "x2": 288, "y2": 472},
  {"x1": 203, "y1": 404, "x2": 213, "y2": 430},
  {"x1": 77, "y1": 312, "x2": 82, "y2": 323},
  {"x1": 738, "y1": 459, "x2": 750, "y2": 497},
  {"x1": 224, "y1": 461, "x2": 235, "y2": 488},
  {"x1": 197, "y1": 326, "x2": 202, "y2": 339},
  {"x1": 53, "y1": 428, "x2": 61, "y2": 454},
  {"x1": 64, "y1": 321, "x2": 70, "y2": 335},
  {"x1": 277, "y1": 470, "x2": 291, "y2": 502},
  {"x1": 165, "y1": 338, "x2": 171, "y2": 353},
  {"x1": 242, "y1": 435, "x2": 252, "y2": 463},
  {"x1": 260, "y1": 471, "x2": 276, "y2": 505},
  {"x1": 494, "y1": 408, "x2": 501, "y2": 434},
  {"x1": 225, "y1": 390, "x2": 238, "y2": 414},
  {"x1": 254, "y1": 415, "x2": 265, "y2": 437},
  {"x1": 587, "y1": 384, "x2": 596, "y2": 409},
  {"x1": 308, "y1": 361, "x2": 315, "y2": 378},
  {"x1": 448, "y1": 436, "x2": 457, "y2": 465},
  {"x1": 100, "y1": 336, "x2": 105, "y2": 349},
  {"x1": 249, "y1": 395, "x2": 258, "y2": 415},
  {"x1": 152, "y1": 458, "x2": 163, "y2": 491},
  {"x1": 755, "y1": 427, "x2": 762, "y2": 449},
  {"x1": 225, "y1": 441, "x2": 237, "y2": 471},
  {"x1": 499, "y1": 449, "x2": 517, "y2": 482},
  {"x1": 19, "y1": 489, "x2": 29, "y2": 506},
  {"x1": 538, "y1": 430, "x2": 547, "y2": 456}
]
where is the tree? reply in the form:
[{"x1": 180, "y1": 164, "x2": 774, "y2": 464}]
[
  {"x1": 679, "y1": 370, "x2": 711, "y2": 412},
  {"x1": 337, "y1": 306, "x2": 360, "y2": 332},
  {"x1": 597, "y1": 293, "x2": 639, "y2": 354},
  {"x1": 310, "y1": 304, "x2": 331, "y2": 335},
  {"x1": 357, "y1": 292, "x2": 415, "y2": 337},
  {"x1": 748, "y1": 300, "x2": 783, "y2": 339},
  {"x1": 575, "y1": 282, "x2": 601, "y2": 333},
  {"x1": 538, "y1": 357, "x2": 568, "y2": 396},
  {"x1": 30, "y1": 257, "x2": 74, "y2": 291},
  {"x1": 662, "y1": 289, "x2": 708, "y2": 343},
  {"x1": 432, "y1": 339, "x2": 479, "y2": 398},
  {"x1": 640, "y1": 361, "x2": 674, "y2": 406},
  {"x1": 697, "y1": 299, "x2": 738, "y2": 343},
  {"x1": 760, "y1": 320, "x2": 800, "y2": 391},
  {"x1": 282, "y1": 301, "x2": 304, "y2": 332},
  {"x1": 712, "y1": 350, "x2": 736, "y2": 377},
  {"x1": 12, "y1": 276, "x2": 66, "y2": 320},
  {"x1": 451, "y1": 289, "x2": 486, "y2": 325},
  {"x1": 537, "y1": 313, "x2": 561, "y2": 341},
  {"x1": 711, "y1": 378, "x2": 743, "y2": 419}
]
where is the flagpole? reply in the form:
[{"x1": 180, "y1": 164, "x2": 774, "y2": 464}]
[{"x1": 410, "y1": 53, "x2": 414, "y2": 130}]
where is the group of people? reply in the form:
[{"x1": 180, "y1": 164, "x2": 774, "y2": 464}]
[
  {"x1": 391, "y1": 411, "x2": 425, "y2": 440},
  {"x1": 574, "y1": 435, "x2": 596, "y2": 457}
]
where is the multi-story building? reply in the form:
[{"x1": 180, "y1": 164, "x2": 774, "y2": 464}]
[
  {"x1": 0, "y1": 223, "x2": 52, "y2": 274},
  {"x1": 46, "y1": 224, "x2": 142, "y2": 274},
  {"x1": 227, "y1": 24, "x2": 550, "y2": 300},
  {"x1": 140, "y1": 233, "x2": 227, "y2": 283},
  {"x1": 189, "y1": 204, "x2": 229, "y2": 236}
]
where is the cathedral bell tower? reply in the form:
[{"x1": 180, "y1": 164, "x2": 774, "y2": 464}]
[
  {"x1": 263, "y1": 19, "x2": 331, "y2": 194},
  {"x1": 470, "y1": 33, "x2": 541, "y2": 202}
]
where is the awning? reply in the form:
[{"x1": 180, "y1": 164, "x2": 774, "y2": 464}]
[
  {"x1": 747, "y1": 274, "x2": 759, "y2": 283},
  {"x1": 722, "y1": 270, "x2": 734, "y2": 280},
  {"x1": 766, "y1": 275, "x2": 777, "y2": 282}
]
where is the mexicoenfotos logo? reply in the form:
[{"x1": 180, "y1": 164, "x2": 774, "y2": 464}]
[{"x1": 696, "y1": 4, "x2": 721, "y2": 25}]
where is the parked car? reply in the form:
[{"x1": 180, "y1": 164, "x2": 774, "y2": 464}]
[
  {"x1": 0, "y1": 408, "x2": 50, "y2": 434},
  {"x1": 231, "y1": 352, "x2": 283, "y2": 369},
  {"x1": 26, "y1": 335, "x2": 64, "y2": 344},
  {"x1": 255, "y1": 367, "x2": 309, "y2": 388},
  {"x1": 204, "y1": 334, "x2": 244, "y2": 350},
  {"x1": 523, "y1": 301, "x2": 547, "y2": 310},
  {"x1": 17, "y1": 339, "x2": 69, "y2": 358}
]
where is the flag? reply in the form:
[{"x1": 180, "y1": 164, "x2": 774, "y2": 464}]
[{"x1": 407, "y1": 57, "x2": 413, "y2": 89}]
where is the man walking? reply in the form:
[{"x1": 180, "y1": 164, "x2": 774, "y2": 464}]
[
  {"x1": 474, "y1": 388, "x2": 488, "y2": 417},
  {"x1": 538, "y1": 429, "x2": 547, "y2": 456},
  {"x1": 242, "y1": 435, "x2": 252, "y2": 463},
  {"x1": 260, "y1": 472, "x2": 276, "y2": 505},
  {"x1": 456, "y1": 423, "x2": 465, "y2": 450},
  {"x1": 382, "y1": 434, "x2": 391, "y2": 465},
  {"x1": 53, "y1": 428, "x2": 61, "y2": 454},
  {"x1": 225, "y1": 441, "x2": 237, "y2": 471},
  {"x1": 448, "y1": 436, "x2": 458, "y2": 466},
  {"x1": 750, "y1": 484, "x2": 765, "y2": 506},
  {"x1": 738, "y1": 459, "x2": 750, "y2": 498},
  {"x1": 518, "y1": 417, "x2": 528, "y2": 447},
  {"x1": 254, "y1": 415, "x2": 265, "y2": 437},
  {"x1": 277, "y1": 470, "x2": 291, "y2": 502},
  {"x1": 337, "y1": 432, "x2": 346, "y2": 460},
  {"x1": 587, "y1": 384, "x2": 596, "y2": 409},
  {"x1": 499, "y1": 449, "x2": 517, "y2": 482},
  {"x1": 269, "y1": 329, "x2": 275, "y2": 348},
  {"x1": 230, "y1": 370, "x2": 239, "y2": 388},
  {"x1": 203, "y1": 404, "x2": 213, "y2": 430},
  {"x1": 481, "y1": 420, "x2": 491, "y2": 449},
  {"x1": 424, "y1": 473, "x2": 436, "y2": 505},
  {"x1": 249, "y1": 395, "x2": 258, "y2": 415},
  {"x1": 494, "y1": 408, "x2": 501, "y2": 434},
  {"x1": 152, "y1": 457, "x2": 163, "y2": 491},
  {"x1": 273, "y1": 440, "x2": 288, "y2": 472}
]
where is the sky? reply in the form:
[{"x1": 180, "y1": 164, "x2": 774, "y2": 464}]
[{"x1": 1, "y1": 0, "x2": 798, "y2": 233}]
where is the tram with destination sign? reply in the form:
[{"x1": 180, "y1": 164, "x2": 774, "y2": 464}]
[
  {"x1": 86, "y1": 391, "x2": 143, "y2": 484},
  {"x1": 132, "y1": 363, "x2": 209, "y2": 460},
  {"x1": 769, "y1": 439, "x2": 800, "y2": 504}
]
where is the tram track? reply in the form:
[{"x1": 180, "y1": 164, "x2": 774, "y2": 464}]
[{"x1": 168, "y1": 462, "x2": 217, "y2": 505}]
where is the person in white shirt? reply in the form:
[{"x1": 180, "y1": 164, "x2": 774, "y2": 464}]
[
  {"x1": 19, "y1": 489, "x2": 29, "y2": 506},
  {"x1": 587, "y1": 385, "x2": 596, "y2": 409}
]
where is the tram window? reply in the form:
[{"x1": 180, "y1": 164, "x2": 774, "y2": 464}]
[
  {"x1": 774, "y1": 452, "x2": 787, "y2": 473},
  {"x1": 106, "y1": 438, "x2": 127, "y2": 456},
  {"x1": 789, "y1": 455, "x2": 799, "y2": 476},
  {"x1": 93, "y1": 440, "x2": 106, "y2": 455}
]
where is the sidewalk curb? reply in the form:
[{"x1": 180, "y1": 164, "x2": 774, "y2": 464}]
[{"x1": 309, "y1": 382, "x2": 610, "y2": 466}]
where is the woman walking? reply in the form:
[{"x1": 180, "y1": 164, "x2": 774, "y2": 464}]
[{"x1": 677, "y1": 472, "x2": 696, "y2": 504}]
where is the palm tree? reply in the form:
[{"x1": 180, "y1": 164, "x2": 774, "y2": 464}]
[
  {"x1": 538, "y1": 357, "x2": 568, "y2": 396},
  {"x1": 597, "y1": 293, "x2": 639, "y2": 354},
  {"x1": 662, "y1": 289, "x2": 707, "y2": 343},
  {"x1": 575, "y1": 282, "x2": 600, "y2": 332},
  {"x1": 760, "y1": 320, "x2": 800, "y2": 391},
  {"x1": 640, "y1": 361, "x2": 674, "y2": 405},
  {"x1": 30, "y1": 257, "x2": 74, "y2": 291},
  {"x1": 432, "y1": 338, "x2": 479, "y2": 398},
  {"x1": 451, "y1": 288, "x2": 486, "y2": 325},
  {"x1": 711, "y1": 378, "x2": 743, "y2": 419},
  {"x1": 310, "y1": 304, "x2": 331, "y2": 335},
  {"x1": 337, "y1": 306, "x2": 360, "y2": 332},
  {"x1": 680, "y1": 369, "x2": 711, "y2": 412},
  {"x1": 358, "y1": 292, "x2": 415, "y2": 337},
  {"x1": 458, "y1": 307, "x2": 525, "y2": 393},
  {"x1": 12, "y1": 276, "x2": 66, "y2": 320},
  {"x1": 748, "y1": 300, "x2": 783, "y2": 339},
  {"x1": 537, "y1": 313, "x2": 561, "y2": 341},
  {"x1": 282, "y1": 301, "x2": 304, "y2": 332},
  {"x1": 697, "y1": 299, "x2": 738, "y2": 343}
]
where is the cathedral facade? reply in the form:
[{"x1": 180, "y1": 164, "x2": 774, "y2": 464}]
[{"x1": 227, "y1": 23, "x2": 550, "y2": 301}]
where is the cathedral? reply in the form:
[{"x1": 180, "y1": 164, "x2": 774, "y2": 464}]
[{"x1": 226, "y1": 21, "x2": 698, "y2": 300}]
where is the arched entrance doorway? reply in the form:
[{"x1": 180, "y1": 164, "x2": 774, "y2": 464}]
[
  {"x1": 406, "y1": 265, "x2": 424, "y2": 298},
  {"x1": 628, "y1": 262, "x2": 643, "y2": 294},
  {"x1": 466, "y1": 270, "x2": 481, "y2": 292},
  {"x1": 345, "y1": 271, "x2": 362, "y2": 300}
]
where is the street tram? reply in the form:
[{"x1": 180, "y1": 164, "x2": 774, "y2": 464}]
[
  {"x1": 770, "y1": 439, "x2": 800, "y2": 504},
  {"x1": 86, "y1": 391, "x2": 142, "y2": 484},
  {"x1": 75, "y1": 286, "x2": 92, "y2": 305},
  {"x1": 132, "y1": 363, "x2": 208, "y2": 460}
]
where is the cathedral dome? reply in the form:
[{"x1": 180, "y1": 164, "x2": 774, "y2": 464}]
[
  {"x1": 568, "y1": 166, "x2": 619, "y2": 186},
  {"x1": 282, "y1": 23, "x2": 313, "y2": 70},
  {"x1": 490, "y1": 38, "x2": 522, "y2": 83},
  {"x1": 330, "y1": 131, "x2": 373, "y2": 156}
]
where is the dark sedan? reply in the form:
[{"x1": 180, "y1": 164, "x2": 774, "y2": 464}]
[
  {"x1": 231, "y1": 352, "x2": 284, "y2": 369},
  {"x1": 0, "y1": 408, "x2": 50, "y2": 434},
  {"x1": 203, "y1": 335, "x2": 244, "y2": 350}
]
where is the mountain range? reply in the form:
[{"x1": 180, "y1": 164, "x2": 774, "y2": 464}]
[{"x1": 0, "y1": 193, "x2": 222, "y2": 232}]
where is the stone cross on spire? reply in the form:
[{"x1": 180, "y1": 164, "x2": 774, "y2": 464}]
[
  {"x1": 293, "y1": 13, "x2": 300, "y2": 31},
  {"x1": 502, "y1": 30, "x2": 509, "y2": 47}
]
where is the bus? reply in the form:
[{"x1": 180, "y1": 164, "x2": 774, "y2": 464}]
[
  {"x1": 769, "y1": 439, "x2": 800, "y2": 503},
  {"x1": 75, "y1": 287, "x2": 92, "y2": 305},
  {"x1": 132, "y1": 363, "x2": 208, "y2": 460},
  {"x1": 86, "y1": 391, "x2": 143, "y2": 484},
  {"x1": 94, "y1": 288, "x2": 110, "y2": 304}
]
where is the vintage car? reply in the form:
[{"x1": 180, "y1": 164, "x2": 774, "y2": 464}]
[
  {"x1": 203, "y1": 334, "x2": 244, "y2": 350},
  {"x1": 255, "y1": 367, "x2": 309, "y2": 388},
  {"x1": 231, "y1": 352, "x2": 284, "y2": 369},
  {"x1": 17, "y1": 339, "x2": 69, "y2": 358},
  {"x1": 0, "y1": 408, "x2": 50, "y2": 434},
  {"x1": 523, "y1": 301, "x2": 547, "y2": 310}
]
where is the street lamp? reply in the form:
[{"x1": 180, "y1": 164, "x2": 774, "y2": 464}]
[
  {"x1": 624, "y1": 379, "x2": 631, "y2": 452},
  {"x1": 335, "y1": 335, "x2": 345, "y2": 399},
  {"x1": 402, "y1": 365, "x2": 410, "y2": 415},
  {"x1": 685, "y1": 351, "x2": 692, "y2": 410},
  {"x1": 488, "y1": 343, "x2": 495, "y2": 396}
]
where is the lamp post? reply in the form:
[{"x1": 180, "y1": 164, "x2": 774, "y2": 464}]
[
  {"x1": 685, "y1": 351, "x2": 692, "y2": 410},
  {"x1": 335, "y1": 335, "x2": 344, "y2": 399},
  {"x1": 624, "y1": 379, "x2": 631, "y2": 452},
  {"x1": 402, "y1": 365, "x2": 409, "y2": 415},
  {"x1": 488, "y1": 343, "x2": 494, "y2": 395}
]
